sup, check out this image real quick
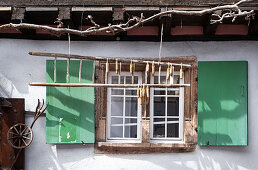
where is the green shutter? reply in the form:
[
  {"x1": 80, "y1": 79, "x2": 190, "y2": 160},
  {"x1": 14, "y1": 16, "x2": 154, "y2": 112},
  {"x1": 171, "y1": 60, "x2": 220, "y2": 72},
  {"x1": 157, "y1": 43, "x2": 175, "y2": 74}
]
[
  {"x1": 46, "y1": 60, "x2": 95, "y2": 144},
  {"x1": 198, "y1": 61, "x2": 248, "y2": 146}
]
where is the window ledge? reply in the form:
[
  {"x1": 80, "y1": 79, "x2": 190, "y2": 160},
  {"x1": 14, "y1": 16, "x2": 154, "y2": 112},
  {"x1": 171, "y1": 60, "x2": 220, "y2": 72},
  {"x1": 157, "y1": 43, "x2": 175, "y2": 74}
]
[{"x1": 94, "y1": 142, "x2": 197, "y2": 154}]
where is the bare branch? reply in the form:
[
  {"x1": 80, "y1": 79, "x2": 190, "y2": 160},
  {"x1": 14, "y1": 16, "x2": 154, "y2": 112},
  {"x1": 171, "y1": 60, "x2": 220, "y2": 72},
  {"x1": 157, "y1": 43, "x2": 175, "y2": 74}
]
[{"x1": 0, "y1": 0, "x2": 254, "y2": 36}]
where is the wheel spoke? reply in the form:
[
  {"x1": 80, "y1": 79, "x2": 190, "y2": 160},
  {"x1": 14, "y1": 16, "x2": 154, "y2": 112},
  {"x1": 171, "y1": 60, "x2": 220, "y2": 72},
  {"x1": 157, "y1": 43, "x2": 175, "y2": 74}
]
[
  {"x1": 22, "y1": 139, "x2": 27, "y2": 146},
  {"x1": 19, "y1": 125, "x2": 22, "y2": 134},
  {"x1": 9, "y1": 131, "x2": 18, "y2": 135},
  {"x1": 13, "y1": 138, "x2": 18, "y2": 145},
  {"x1": 22, "y1": 136, "x2": 31, "y2": 140},
  {"x1": 21, "y1": 126, "x2": 28, "y2": 135},
  {"x1": 23, "y1": 132, "x2": 31, "y2": 136},
  {"x1": 8, "y1": 136, "x2": 18, "y2": 140},
  {"x1": 13, "y1": 126, "x2": 19, "y2": 134},
  {"x1": 18, "y1": 139, "x2": 21, "y2": 147}
]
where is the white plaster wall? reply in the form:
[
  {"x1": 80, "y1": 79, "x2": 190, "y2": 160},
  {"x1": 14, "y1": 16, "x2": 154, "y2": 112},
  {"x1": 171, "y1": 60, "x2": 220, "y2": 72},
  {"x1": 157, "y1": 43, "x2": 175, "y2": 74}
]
[{"x1": 0, "y1": 39, "x2": 258, "y2": 170}]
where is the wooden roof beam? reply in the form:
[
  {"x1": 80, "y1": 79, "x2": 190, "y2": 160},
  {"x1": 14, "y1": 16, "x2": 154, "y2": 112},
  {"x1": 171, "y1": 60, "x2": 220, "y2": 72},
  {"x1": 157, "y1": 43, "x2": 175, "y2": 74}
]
[
  {"x1": 159, "y1": 7, "x2": 172, "y2": 36},
  {"x1": 11, "y1": 7, "x2": 25, "y2": 21},
  {"x1": 113, "y1": 7, "x2": 124, "y2": 22},
  {"x1": 203, "y1": 11, "x2": 221, "y2": 35},
  {"x1": 248, "y1": 12, "x2": 258, "y2": 35}
]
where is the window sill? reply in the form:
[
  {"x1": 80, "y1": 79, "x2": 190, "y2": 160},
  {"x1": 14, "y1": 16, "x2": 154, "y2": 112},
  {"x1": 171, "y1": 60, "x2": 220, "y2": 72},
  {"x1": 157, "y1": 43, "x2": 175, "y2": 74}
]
[{"x1": 94, "y1": 142, "x2": 197, "y2": 154}]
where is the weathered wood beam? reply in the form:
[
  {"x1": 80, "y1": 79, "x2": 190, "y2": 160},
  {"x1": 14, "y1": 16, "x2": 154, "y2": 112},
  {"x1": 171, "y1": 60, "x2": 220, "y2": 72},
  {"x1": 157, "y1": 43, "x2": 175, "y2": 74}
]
[
  {"x1": 11, "y1": 7, "x2": 36, "y2": 35},
  {"x1": 159, "y1": 7, "x2": 172, "y2": 36},
  {"x1": 203, "y1": 13, "x2": 220, "y2": 35},
  {"x1": 11, "y1": 7, "x2": 25, "y2": 21},
  {"x1": 58, "y1": 7, "x2": 70, "y2": 20},
  {"x1": 29, "y1": 51, "x2": 192, "y2": 67},
  {"x1": 58, "y1": 7, "x2": 74, "y2": 28},
  {"x1": 248, "y1": 12, "x2": 258, "y2": 35},
  {"x1": 30, "y1": 82, "x2": 191, "y2": 87},
  {"x1": 113, "y1": 7, "x2": 124, "y2": 22}
]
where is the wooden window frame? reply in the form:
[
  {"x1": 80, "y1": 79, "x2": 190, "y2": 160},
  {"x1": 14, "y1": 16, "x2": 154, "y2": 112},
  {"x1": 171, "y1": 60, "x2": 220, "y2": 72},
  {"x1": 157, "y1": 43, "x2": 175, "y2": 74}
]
[
  {"x1": 150, "y1": 71, "x2": 184, "y2": 143},
  {"x1": 94, "y1": 56, "x2": 198, "y2": 154},
  {"x1": 106, "y1": 71, "x2": 142, "y2": 143}
]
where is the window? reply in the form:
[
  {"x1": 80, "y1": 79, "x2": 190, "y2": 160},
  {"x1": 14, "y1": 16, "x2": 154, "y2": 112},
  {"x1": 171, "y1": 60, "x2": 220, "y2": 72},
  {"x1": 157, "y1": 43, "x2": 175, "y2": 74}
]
[
  {"x1": 150, "y1": 72, "x2": 184, "y2": 142},
  {"x1": 95, "y1": 57, "x2": 198, "y2": 153},
  {"x1": 106, "y1": 72, "x2": 142, "y2": 142}
]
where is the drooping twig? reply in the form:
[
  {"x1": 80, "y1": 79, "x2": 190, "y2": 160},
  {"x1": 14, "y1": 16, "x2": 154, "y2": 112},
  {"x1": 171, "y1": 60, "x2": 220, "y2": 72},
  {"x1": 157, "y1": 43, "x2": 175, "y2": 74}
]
[{"x1": 0, "y1": 0, "x2": 254, "y2": 36}]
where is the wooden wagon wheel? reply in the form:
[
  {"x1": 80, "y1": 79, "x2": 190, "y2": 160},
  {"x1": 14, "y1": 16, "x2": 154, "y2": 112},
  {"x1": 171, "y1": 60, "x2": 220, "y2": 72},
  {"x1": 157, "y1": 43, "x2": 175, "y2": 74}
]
[{"x1": 7, "y1": 123, "x2": 33, "y2": 149}]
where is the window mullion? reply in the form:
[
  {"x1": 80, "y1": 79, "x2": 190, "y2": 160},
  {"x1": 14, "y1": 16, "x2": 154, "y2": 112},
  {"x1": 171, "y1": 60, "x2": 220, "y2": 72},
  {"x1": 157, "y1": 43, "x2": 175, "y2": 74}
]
[
  {"x1": 165, "y1": 87, "x2": 168, "y2": 139},
  {"x1": 123, "y1": 88, "x2": 125, "y2": 138}
]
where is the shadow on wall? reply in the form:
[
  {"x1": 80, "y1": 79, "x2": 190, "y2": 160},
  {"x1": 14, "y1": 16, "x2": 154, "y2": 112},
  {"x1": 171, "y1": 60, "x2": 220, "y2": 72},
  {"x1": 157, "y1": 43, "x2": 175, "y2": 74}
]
[{"x1": 0, "y1": 72, "x2": 27, "y2": 97}]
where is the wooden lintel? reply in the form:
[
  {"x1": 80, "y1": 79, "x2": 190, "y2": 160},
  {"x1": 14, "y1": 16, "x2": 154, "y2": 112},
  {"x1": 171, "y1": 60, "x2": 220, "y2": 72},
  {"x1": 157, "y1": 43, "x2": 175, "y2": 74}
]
[
  {"x1": 30, "y1": 82, "x2": 191, "y2": 88},
  {"x1": 25, "y1": 7, "x2": 58, "y2": 12},
  {"x1": 58, "y1": 7, "x2": 71, "y2": 20},
  {"x1": 113, "y1": 7, "x2": 124, "y2": 22},
  {"x1": 11, "y1": 7, "x2": 25, "y2": 21},
  {"x1": 71, "y1": 7, "x2": 113, "y2": 12}
]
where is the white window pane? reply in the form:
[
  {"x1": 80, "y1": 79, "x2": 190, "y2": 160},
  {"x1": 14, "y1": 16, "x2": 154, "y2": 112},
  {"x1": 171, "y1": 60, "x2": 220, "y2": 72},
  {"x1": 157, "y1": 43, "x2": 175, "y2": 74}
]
[
  {"x1": 125, "y1": 118, "x2": 137, "y2": 124},
  {"x1": 134, "y1": 76, "x2": 138, "y2": 84},
  {"x1": 173, "y1": 75, "x2": 180, "y2": 84},
  {"x1": 112, "y1": 76, "x2": 118, "y2": 84},
  {"x1": 111, "y1": 118, "x2": 123, "y2": 124},
  {"x1": 167, "y1": 123, "x2": 179, "y2": 137},
  {"x1": 154, "y1": 76, "x2": 166, "y2": 84},
  {"x1": 153, "y1": 124, "x2": 165, "y2": 138},
  {"x1": 111, "y1": 97, "x2": 123, "y2": 116},
  {"x1": 125, "y1": 89, "x2": 137, "y2": 95},
  {"x1": 125, "y1": 125, "x2": 137, "y2": 138},
  {"x1": 154, "y1": 97, "x2": 165, "y2": 116},
  {"x1": 154, "y1": 90, "x2": 166, "y2": 95},
  {"x1": 154, "y1": 118, "x2": 165, "y2": 123},
  {"x1": 125, "y1": 97, "x2": 137, "y2": 117},
  {"x1": 167, "y1": 90, "x2": 179, "y2": 95},
  {"x1": 111, "y1": 89, "x2": 124, "y2": 95},
  {"x1": 110, "y1": 126, "x2": 123, "y2": 138},
  {"x1": 120, "y1": 76, "x2": 124, "y2": 84},
  {"x1": 167, "y1": 118, "x2": 179, "y2": 122},
  {"x1": 167, "y1": 97, "x2": 179, "y2": 116},
  {"x1": 126, "y1": 76, "x2": 132, "y2": 84}
]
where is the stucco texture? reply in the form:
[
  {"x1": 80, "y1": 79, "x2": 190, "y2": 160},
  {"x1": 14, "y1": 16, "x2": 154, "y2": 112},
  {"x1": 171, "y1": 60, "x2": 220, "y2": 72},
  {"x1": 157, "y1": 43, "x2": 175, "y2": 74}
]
[{"x1": 0, "y1": 39, "x2": 258, "y2": 170}]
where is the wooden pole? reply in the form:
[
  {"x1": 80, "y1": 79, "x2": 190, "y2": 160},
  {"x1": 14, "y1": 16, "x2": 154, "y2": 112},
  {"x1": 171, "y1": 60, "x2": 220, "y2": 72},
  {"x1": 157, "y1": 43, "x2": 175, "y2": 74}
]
[
  {"x1": 92, "y1": 60, "x2": 95, "y2": 83},
  {"x1": 29, "y1": 52, "x2": 192, "y2": 68},
  {"x1": 79, "y1": 59, "x2": 82, "y2": 83},
  {"x1": 158, "y1": 64, "x2": 161, "y2": 84},
  {"x1": 66, "y1": 58, "x2": 70, "y2": 83},
  {"x1": 30, "y1": 82, "x2": 190, "y2": 87},
  {"x1": 54, "y1": 57, "x2": 57, "y2": 83}
]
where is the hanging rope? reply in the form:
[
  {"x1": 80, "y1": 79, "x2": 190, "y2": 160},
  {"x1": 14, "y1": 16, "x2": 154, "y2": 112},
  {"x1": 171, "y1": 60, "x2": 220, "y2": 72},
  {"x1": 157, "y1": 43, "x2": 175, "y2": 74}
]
[
  {"x1": 158, "y1": 23, "x2": 164, "y2": 61},
  {"x1": 158, "y1": 24, "x2": 164, "y2": 83}
]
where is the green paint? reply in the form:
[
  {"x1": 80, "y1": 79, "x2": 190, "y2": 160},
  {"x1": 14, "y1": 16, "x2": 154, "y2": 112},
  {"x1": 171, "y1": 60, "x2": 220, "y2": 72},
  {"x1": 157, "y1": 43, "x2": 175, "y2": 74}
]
[
  {"x1": 198, "y1": 61, "x2": 248, "y2": 146},
  {"x1": 46, "y1": 60, "x2": 95, "y2": 144}
]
